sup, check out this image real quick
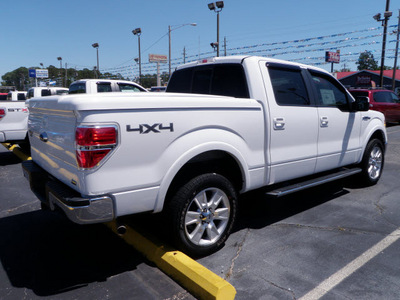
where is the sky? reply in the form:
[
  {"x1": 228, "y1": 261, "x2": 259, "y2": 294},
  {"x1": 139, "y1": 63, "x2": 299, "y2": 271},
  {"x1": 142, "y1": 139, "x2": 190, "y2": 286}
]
[{"x1": 2, "y1": 0, "x2": 400, "y2": 81}]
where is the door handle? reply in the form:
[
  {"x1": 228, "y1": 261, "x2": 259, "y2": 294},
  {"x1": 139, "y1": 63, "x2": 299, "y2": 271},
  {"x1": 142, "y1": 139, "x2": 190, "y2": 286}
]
[
  {"x1": 320, "y1": 116, "x2": 329, "y2": 127},
  {"x1": 273, "y1": 117, "x2": 285, "y2": 130}
]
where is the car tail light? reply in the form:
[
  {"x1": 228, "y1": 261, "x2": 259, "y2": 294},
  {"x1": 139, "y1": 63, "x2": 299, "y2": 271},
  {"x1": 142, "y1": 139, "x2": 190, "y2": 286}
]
[
  {"x1": 75, "y1": 125, "x2": 117, "y2": 169},
  {"x1": 0, "y1": 108, "x2": 5, "y2": 120}
]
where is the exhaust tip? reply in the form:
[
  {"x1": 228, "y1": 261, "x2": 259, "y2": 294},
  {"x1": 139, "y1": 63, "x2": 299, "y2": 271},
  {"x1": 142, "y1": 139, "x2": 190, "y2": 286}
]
[{"x1": 116, "y1": 224, "x2": 127, "y2": 235}]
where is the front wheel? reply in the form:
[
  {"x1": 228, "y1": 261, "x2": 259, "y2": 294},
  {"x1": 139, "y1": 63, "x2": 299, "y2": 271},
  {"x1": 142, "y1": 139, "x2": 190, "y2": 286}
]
[
  {"x1": 359, "y1": 139, "x2": 384, "y2": 186},
  {"x1": 168, "y1": 173, "x2": 238, "y2": 257}
]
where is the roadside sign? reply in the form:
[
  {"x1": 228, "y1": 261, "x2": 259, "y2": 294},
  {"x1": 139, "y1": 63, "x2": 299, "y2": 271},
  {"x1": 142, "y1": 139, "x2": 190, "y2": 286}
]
[
  {"x1": 325, "y1": 51, "x2": 340, "y2": 63},
  {"x1": 149, "y1": 54, "x2": 167, "y2": 63},
  {"x1": 28, "y1": 69, "x2": 36, "y2": 78},
  {"x1": 36, "y1": 69, "x2": 49, "y2": 78},
  {"x1": 28, "y1": 69, "x2": 49, "y2": 78}
]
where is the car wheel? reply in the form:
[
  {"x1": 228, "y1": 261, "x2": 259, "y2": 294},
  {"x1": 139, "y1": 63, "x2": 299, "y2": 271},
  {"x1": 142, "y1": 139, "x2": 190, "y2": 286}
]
[
  {"x1": 168, "y1": 173, "x2": 238, "y2": 257},
  {"x1": 359, "y1": 139, "x2": 384, "y2": 186}
]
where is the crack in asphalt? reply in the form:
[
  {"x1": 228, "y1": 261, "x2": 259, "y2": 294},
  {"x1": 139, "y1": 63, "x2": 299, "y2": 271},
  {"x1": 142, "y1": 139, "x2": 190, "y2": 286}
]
[
  {"x1": 271, "y1": 222, "x2": 396, "y2": 237},
  {"x1": 224, "y1": 228, "x2": 250, "y2": 280},
  {"x1": 1, "y1": 201, "x2": 38, "y2": 215},
  {"x1": 263, "y1": 278, "x2": 297, "y2": 300}
]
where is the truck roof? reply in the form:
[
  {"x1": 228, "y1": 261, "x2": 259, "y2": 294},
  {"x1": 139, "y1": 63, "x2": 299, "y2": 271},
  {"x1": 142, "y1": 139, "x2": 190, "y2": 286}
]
[{"x1": 175, "y1": 55, "x2": 330, "y2": 75}]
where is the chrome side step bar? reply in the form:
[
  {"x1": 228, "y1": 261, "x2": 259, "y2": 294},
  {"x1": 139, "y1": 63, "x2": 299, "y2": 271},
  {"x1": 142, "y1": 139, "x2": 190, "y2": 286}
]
[{"x1": 266, "y1": 167, "x2": 362, "y2": 198}]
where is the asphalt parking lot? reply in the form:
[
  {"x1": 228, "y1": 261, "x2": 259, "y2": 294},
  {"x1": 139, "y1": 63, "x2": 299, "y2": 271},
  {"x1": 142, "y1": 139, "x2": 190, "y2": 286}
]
[{"x1": 1, "y1": 125, "x2": 400, "y2": 299}]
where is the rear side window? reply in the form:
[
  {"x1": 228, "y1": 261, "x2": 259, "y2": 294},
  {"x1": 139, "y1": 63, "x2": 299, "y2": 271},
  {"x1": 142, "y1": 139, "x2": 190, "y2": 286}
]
[
  {"x1": 69, "y1": 83, "x2": 86, "y2": 94},
  {"x1": 97, "y1": 83, "x2": 112, "y2": 93},
  {"x1": 373, "y1": 91, "x2": 399, "y2": 103},
  {"x1": 268, "y1": 67, "x2": 310, "y2": 106},
  {"x1": 27, "y1": 89, "x2": 34, "y2": 99},
  {"x1": 17, "y1": 93, "x2": 26, "y2": 100},
  {"x1": 167, "y1": 64, "x2": 249, "y2": 98},
  {"x1": 41, "y1": 89, "x2": 51, "y2": 97}
]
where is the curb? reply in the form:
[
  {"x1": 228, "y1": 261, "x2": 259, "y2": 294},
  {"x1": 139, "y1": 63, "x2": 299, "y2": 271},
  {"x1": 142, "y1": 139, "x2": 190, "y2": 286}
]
[
  {"x1": 1, "y1": 143, "x2": 31, "y2": 161},
  {"x1": 106, "y1": 221, "x2": 236, "y2": 300}
]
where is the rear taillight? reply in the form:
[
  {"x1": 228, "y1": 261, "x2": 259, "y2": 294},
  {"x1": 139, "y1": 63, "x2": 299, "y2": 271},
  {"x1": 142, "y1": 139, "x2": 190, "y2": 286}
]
[
  {"x1": 75, "y1": 125, "x2": 117, "y2": 169},
  {"x1": 0, "y1": 108, "x2": 5, "y2": 120}
]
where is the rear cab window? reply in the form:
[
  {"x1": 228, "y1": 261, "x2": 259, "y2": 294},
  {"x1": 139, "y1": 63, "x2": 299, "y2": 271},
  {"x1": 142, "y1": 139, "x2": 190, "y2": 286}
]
[{"x1": 167, "y1": 64, "x2": 249, "y2": 98}]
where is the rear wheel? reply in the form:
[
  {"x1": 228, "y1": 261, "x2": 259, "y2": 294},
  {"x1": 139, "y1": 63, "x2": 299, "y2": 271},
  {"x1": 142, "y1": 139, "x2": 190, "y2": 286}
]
[
  {"x1": 168, "y1": 173, "x2": 238, "y2": 257},
  {"x1": 359, "y1": 139, "x2": 384, "y2": 186}
]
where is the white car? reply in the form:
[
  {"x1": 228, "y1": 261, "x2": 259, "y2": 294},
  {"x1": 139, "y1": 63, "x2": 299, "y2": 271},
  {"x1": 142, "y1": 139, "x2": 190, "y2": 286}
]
[
  {"x1": 69, "y1": 79, "x2": 147, "y2": 94},
  {"x1": 27, "y1": 87, "x2": 69, "y2": 99}
]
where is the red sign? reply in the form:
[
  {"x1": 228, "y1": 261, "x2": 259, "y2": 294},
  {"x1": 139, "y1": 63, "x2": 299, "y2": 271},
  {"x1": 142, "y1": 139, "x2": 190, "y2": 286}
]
[{"x1": 325, "y1": 51, "x2": 340, "y2": 63}]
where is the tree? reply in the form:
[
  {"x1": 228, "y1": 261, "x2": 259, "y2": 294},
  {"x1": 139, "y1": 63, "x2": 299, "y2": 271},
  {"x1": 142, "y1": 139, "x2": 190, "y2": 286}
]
[{"x1": 356, "y1": 51, "x2": 379, "y2": 71}]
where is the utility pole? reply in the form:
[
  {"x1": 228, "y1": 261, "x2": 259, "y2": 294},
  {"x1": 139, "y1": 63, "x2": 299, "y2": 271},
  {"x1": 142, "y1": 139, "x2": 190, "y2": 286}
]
[
  {"x1": 392, "y1": 9, "x2": 400, "y2": 91},
  {"x1": 183, "y1": 46, "x2": 186, "y2": 64},
  {"x1": 224, "y1": 36, "x2": 227, "y2": 56},
  {"x1": 379, "y1": 0, "x2": 391, "y2": 87}
]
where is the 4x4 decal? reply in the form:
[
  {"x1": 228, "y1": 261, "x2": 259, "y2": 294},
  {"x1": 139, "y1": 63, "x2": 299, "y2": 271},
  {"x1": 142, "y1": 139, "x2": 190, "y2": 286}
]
[{"x1": 127, "y1": 123, "x2": 174, "y2": 134}]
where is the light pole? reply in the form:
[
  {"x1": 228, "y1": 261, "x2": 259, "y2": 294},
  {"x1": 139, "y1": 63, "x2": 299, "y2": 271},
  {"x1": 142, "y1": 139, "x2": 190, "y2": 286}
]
[
  {"x1": 132, "y1": 28, "x2": 142, "y2": 84},
  {"x1": 373, "y1": 0, "x2": 392, "y2": 87},
  {"x1": 57, "y1": 57, "x2": 62, "y2": 86},
  {"x1": 168, "y1": 23, "x2": 197, "y2": 77},
  {"x1": 92, "y1": 43, "x2": 99, "y2": 78},
  {"x1": 208, "y1": 1, "x2": 224, "y2": 57}
]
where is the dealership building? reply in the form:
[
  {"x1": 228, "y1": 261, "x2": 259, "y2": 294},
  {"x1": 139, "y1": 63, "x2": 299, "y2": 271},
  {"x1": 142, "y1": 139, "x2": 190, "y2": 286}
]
[{"x1": 336, "y1": 70, "x2": 400, "y2": 90}]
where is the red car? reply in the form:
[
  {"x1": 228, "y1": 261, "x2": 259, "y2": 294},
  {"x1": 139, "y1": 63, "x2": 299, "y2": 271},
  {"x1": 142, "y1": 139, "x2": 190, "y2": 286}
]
[{"x1": 349, "y1": 88, "x2": 400, "y2": 123}]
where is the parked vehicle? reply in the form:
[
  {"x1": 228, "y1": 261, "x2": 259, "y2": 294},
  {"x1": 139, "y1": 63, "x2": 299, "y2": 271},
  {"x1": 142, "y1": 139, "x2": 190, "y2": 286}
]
[
  {"x1": 23, "y1": 56, "x2": 387, "y2": 256},
  {"x1": 7, "y1": 91, "x2": 27, "y2": 101},
  {"x1": 0, "y1": 93, "x2": 7, "y2": 100},
  {"x1": 26, "y1": 87, "x2": 69, "y2": 99},
  {"x1": 0, "y1": 101, "x2": 29, "y2": 143},
  {"x1": 69, "y1": 79, "x2": 147, "y2": 94},
  {"x1": 348, "y1": 88, "x2": 400, "y2": 123},
  {"x1": 150, "y1": 86, "x2": 167, "y2": 92}
]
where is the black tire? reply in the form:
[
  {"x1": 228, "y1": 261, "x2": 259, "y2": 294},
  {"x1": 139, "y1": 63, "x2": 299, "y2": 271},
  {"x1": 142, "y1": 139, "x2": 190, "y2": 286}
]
[
  {"x1": 168, "y1": 173, "x2": 238, "y2": 257},
  {"x1": 359, "y1": 138, "x2": 384, "y2": 186}
]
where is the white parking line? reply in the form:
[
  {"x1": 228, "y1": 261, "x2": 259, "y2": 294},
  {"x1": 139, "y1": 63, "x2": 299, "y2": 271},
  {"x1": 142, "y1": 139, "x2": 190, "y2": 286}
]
[{"x1": 299, "y1": 228, "x2": 400, "y2": 300}]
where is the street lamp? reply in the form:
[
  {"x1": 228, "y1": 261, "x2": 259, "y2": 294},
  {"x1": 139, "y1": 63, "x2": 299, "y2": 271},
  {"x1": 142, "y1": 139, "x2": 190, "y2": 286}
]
[
  {"x1": 208, "y1": 1, "x2": 224, "y2": 57},
  {"x1": 92, "y1": 43, "x2": 99, "y2": 78},
  {"x1": 132, "y1": 28, "x2": 142, "y2": 84},
  {"x1": 373, "y1": 0, "x2": 392, "y2": 87},
  {"x1": 168, "y1": 23, "x2": 197, "y2": 77}
]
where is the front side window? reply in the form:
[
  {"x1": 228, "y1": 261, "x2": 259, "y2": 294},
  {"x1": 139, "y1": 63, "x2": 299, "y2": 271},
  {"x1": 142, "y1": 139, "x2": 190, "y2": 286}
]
[
  {"x1": 97, "y1": 83, "x2": 112, "y2": 93},
  {"x1": 268, "y1": 67, "x2": 310, "y2": 106},
  {"x1": 310, "y1": 71, "x2": 349, "y2": 109},
  {"x1": 118, "y1": 83, "x2": 142, "y2": 92}
]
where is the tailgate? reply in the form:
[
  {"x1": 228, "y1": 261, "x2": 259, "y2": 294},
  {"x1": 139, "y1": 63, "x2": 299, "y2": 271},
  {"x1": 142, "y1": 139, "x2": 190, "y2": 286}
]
[{"x1": 28, "y1": 101, "x2": 79, "y2": 190}]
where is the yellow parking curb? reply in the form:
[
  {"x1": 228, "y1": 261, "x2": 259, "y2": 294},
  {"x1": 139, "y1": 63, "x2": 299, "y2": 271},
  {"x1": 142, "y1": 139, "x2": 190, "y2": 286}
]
[
  {"x1": 106, "y1": 221, "x2": 236, "y2": 300},
  {"x1": 1, "y1": 143, "x2": 31, "y2": 161},
  {"x1": 1, "y1": 142, "x2": 236, "y2": 299}
]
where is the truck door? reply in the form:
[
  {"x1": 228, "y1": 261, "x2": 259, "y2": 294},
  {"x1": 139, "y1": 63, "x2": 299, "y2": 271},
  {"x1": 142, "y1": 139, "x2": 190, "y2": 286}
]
[
  {"x1": 308, "y1": 70, "x2": 362, "y2": 172},
  {"x1": 262, "y1": 62, "x2": 319, "y2": 184}
]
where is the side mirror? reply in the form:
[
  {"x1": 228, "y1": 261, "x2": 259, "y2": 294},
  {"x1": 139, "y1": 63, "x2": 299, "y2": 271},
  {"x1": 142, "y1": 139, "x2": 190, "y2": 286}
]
[{"x1": 352, "y1": 96, "x2": 369, "y2": 112}]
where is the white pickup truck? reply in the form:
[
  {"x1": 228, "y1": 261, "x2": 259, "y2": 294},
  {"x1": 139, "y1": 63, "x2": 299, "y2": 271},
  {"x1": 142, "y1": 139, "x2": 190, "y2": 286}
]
[
  {"x1": 23, "y1": 56, "x2": 387, "y2": 256},
  {"x1": 0, "y1": 100, "x2": 29, "y2": 144}
]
